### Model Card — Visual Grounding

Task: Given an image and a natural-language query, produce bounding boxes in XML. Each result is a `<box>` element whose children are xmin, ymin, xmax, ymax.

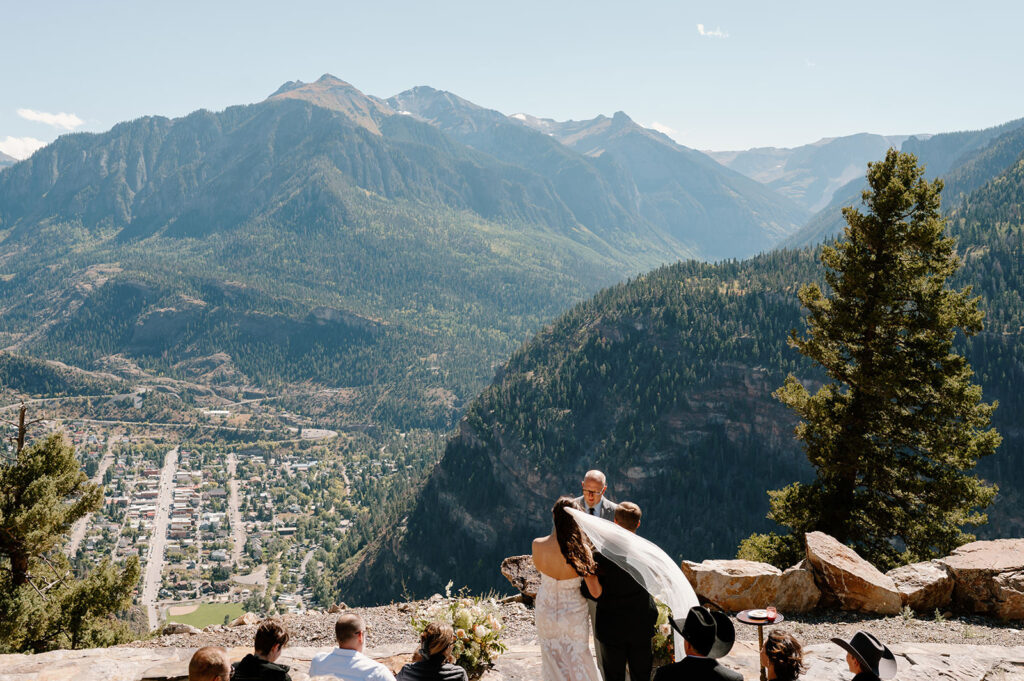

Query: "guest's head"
<box><xmin>254</xmin><ymin>617</ymin><xmax>289</xmax><ymax>662</ymax></box>
<box><xmin>581</xmin><ymin>470</ymin><xmax>607</xmax><ymax>507</ymax></box>
<box><xmin>760</xmin><ymin>630</ymin><xmax>805</xmax><ymax>681</ymax></box>
<box><xmin>552</xmin><ymin>496</ymin><xmax>595</xmax><ymax>576</ymax></box>
<box><xmin>188</xmin><ymin>646</ymin><xmax>230</xmax><ymax>681</ymax></box>
<box><xmin>419</xmin><ymin>621</ymin><xmax>457</xmax><ymax>663</ymax></box>
<box><xmin>675</xmin><ymin>606</ymin><xmax>735</xmax><ymax>659</ymax></box>
<box><xmin>831</xmin><ymin>631</ymin><xmax>897</xmax><ymax>679</ymax></box>
<box><xmin>613</xmin><ymin>501</ymin><xmax>642</xmax><ymax>532</ymax></box>
<box><xmin>335</xmin><ymin>613</ymin><xmax>366</xmax><ymax>652</ymax></box>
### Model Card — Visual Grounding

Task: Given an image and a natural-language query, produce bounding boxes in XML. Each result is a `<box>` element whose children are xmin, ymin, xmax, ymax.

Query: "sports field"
<box><xmin>166</xmin><ymin>602</ymin><xmax>245</xmax><ymax>629</ymax></box>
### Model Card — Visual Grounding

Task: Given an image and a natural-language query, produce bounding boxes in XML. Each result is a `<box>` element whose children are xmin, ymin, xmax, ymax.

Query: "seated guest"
<box><xmin>310</xmin><ymin>613</ymin><xmax>396</xmax><ymax>680</ymax></box>
<box><xmin>831</xmin><ymin>631</ymin><xmax>897</xmax><ymax>681</ymax></box>
<box><xmin>189</xmin><ymin>646</ymin><xmax>231</xmax><ymax>681</ymax></box>
<box><xmin>233</xmin><ymin>617</ymin><xmax>293</xmax><ymax>681</ymax></box>
<box><xmin>396</xmin><ymin>621</ymin><xmax>468</xmax><ymax>681</ymax></box>
<box><xmin>761</xmin><ymin>631</ymin><xmax>805</xmax><ymax>681</ymax></box>
<box><xmin>653</xmin><ymin>606</ymin><xmax>742</xmax><ymax>681</ymax></box>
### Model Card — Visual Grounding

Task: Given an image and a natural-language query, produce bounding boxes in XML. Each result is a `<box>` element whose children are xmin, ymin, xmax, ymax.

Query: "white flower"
<box><xmin>474</xmin><ymin>624</ymin><xmax>487</xmax><ymax>639</ymax></box>
<box><xmin>660</xmin><ymin>623</ymin><xmax>671</xmax><ymax>636</ymax></box>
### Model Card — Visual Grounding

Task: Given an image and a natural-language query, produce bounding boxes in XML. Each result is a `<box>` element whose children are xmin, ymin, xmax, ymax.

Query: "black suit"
<box><xmin>652</xmin><ymin>656</ymin><xmax>743</xmax><ymax>681</ymax></box>
<box><xmin>585</xmin><ymin>552</ymin><xmax>658</xmax><ymax>681</ymax></box>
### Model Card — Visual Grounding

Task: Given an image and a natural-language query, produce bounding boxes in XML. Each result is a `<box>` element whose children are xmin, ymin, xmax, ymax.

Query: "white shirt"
<box><xmin>309</xmin><ymin>648</ymin><xmax>396</xmax><ymax>681</ymax></box>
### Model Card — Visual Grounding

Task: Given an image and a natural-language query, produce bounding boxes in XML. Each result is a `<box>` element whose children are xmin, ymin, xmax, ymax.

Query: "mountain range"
<box><xmin>2</xmin><ymin>74</ymin><xmax>1023</xmax><ymax>608</ymax></box>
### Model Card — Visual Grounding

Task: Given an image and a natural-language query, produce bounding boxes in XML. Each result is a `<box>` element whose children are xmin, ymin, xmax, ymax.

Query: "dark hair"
<box><xmin>420</xmin><ymin>621</ymin><xmax>456</xmax><ymax>662</ymax></box>
<box><xmin>553</xmin><ymin>496</ymin><xmax>595</xmax><ymax>575</ymax></box>
<box><xmin>335</xmin><ymin>613</ymin><xmax>364</xmax><ymax>644</ymax></box>
<box><xmin>614</xmin><ymin>501</ymin><xmax>642</xmax><ymax>531</ymax></box>
<box><xmin>188</xmin><ymin>646</ymin><xmax>230</xmax><ymax>681</ymax></box>
<box><xmin>764</xmin><ymin>630</ymin><xmax>805</xmax><ymax>681</ymax></box>
<box><xmin>254</xmin><ymin>617</ymin><xmax>289</xmax><ymax>655</ymax></box>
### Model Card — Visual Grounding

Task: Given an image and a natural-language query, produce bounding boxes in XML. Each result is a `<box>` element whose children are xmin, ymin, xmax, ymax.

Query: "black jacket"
<box><xmin>232</xmin><ymin>653</ymin><xmax>292</xmax><ymax>681</ymax></box>
<box><xmin>585</xmin><ymin>552</ymin><xmax>658</xmax><ymax>644</ymax></box>
<box><xmin>395</xmin><ymin>658</ymin><xmax>468</xmax><ymax>681</ymax></box>
<box><xmin>651</xmin><ymin>656</ymin><xmax>743</xmax><ymax>681</ymax></box>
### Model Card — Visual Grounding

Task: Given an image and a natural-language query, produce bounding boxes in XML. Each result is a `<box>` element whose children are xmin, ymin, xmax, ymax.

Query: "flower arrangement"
<box><xmin>411</xmin><ymin>583</ymin><xmax>507</xmax><ymax>675</ymax></box>
<box><xmin>652</xmin><ymin>600</ymin><xmax>675</xmax><ymax>668</ymax></box>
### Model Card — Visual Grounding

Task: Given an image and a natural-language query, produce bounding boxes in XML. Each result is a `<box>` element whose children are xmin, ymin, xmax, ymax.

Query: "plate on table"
<box><xmin>747</xmin><ymin>609</ymin><xmax>768</xmax><ymax>619</ymax></box>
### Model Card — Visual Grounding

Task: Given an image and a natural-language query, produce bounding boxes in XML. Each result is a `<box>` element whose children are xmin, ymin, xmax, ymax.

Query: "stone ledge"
<box><xmin>1</xmin><ymin>642</ymin><xmax>1022</xmax><ymax>681</ymax></box>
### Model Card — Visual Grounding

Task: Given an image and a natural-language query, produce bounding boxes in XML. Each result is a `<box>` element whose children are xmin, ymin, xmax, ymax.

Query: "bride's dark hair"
<box><xmin>552</xmin><ymin>496</ymin><xmax>595</xmax><ymax>575</ymax></box>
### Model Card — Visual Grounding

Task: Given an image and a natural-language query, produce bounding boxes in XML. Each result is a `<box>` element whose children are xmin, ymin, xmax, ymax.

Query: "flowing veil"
<box><xmin>567</xmin><ymin>507</ymin><xmax>697</xmax><ymax>661</ymax></box>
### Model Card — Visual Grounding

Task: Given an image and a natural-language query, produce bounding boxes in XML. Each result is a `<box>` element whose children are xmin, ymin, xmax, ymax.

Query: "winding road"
<box><xmin>140</xmin><ymin>447</ymin><xmax>179</xmax><ymax>632</ymax></box>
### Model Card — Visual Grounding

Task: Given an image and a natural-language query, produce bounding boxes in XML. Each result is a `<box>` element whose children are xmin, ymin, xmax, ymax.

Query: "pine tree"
<box><xmin>0</xmin><ymin>412</ymin><xmax>140</xmax><ymax>652</ymax></box>
<box><xmin>765</xmin><ymin>149</ymin><xmax>1001</xmax><ymax>569</ymax></box>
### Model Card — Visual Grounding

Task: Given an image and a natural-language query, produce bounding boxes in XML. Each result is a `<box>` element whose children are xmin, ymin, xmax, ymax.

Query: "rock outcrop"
<box><xmin>886</xmin><ymin>561</ymin><xmax>954</xmax><ymax>612</ymax></box>
<box><xmin>805</xmin><ymin>531</ymin><xmax>901</xmax><ymax>615</ymax></box>
<box><xmin>681</xmin><ymin>559</ymin><xmax>782</xmax><ymax>612</ymax></box>
<box><xmin>938</xmin><ymin>539</ymin><xmax>1024</xmax><ymax>620</ymax></box>
<box><xmin>229</xmin><ymin>612</ymin><xmax>261</xmax><ymax>627</ymax></box>
<box><xmin>776</xmin><ymin>561</ymin><xmax>821</xmax><ymax>613</ymax></box>
<box><xmin>500</xmin><ymin>555</ymin><xmax>541</xmax><ymax>601</ymax></box>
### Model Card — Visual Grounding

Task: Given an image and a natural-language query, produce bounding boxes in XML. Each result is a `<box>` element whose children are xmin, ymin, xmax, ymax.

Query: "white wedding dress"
<box><xmin>535</xmin><ymin>573</ymin><xmax>602</xmax><ymax>681</ymax></box>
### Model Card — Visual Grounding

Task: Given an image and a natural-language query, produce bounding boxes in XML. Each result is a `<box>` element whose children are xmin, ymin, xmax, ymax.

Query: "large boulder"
<box><xmin>804</xmin><ymin>531</ymin><xmax>901</xmax><ymax>615</ymax></box>
<box><xmin>161</xmin><ymin>622</ymin><xmax>201</xmax><ymax>635</ymax></box>
<box><xmin>680</xmin><ymin>559</ymin><xmax>781</xmax><ymax>612</ymax></box>
<box><xmin>938</xmin><ymin>539</ymin><xmax>1024</xmax><ymax>620</ymax></box>
<box><xmin>886</xmin><ymin>561</ymin><xmax>954</xmax><ymax>612</ymax></box>
<box><xmin>501</xmin><ymin>555</ymin><xmax>541</xmax><ymax>601</ymax></box>
<box><xmin>776</xmin><ymin>561</ymin><xmax>821</xmax><ymax>613</ymax></box>
<box><xmin>228</xmin><ymin>612</ymin><xmax>262</xmax><ymax>627</ymax></box>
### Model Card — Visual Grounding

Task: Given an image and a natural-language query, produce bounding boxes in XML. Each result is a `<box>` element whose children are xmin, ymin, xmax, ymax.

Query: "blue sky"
<box><xmin>3</xmin><ymin>0</ymin><xmax>1022</xmax><ymax>159</ymax></box>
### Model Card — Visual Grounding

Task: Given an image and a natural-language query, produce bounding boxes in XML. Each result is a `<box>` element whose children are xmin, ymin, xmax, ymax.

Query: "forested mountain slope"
<box><xmin>1</xmin><ymin>77</ymin><xmax>690</xmax><ymax>429</ymax></box>
<box><xmin>337</xmin><ymin>151</ymin><xmax>1024</xmax><ymax>604</ymax></box>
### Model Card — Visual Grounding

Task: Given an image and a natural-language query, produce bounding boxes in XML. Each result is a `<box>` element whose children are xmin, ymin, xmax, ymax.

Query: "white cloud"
<box><xmin>649</xmin><ymin>122</ymin><xmax>679</xmax><ymax>138</ymax></box>
<box><xmin>697</xmin><ymin>23</ymin><xmax>729</xmax><ymax>38</ymax></box>
<box><xmin>0</xmin><ymin>136</ymin><xmax>47</xmax><ymax>160</ymax></box>
<box><xmin>17</xmin><ymin>108</ymin><xmax>84</xmax><ymax>130</ymax></box>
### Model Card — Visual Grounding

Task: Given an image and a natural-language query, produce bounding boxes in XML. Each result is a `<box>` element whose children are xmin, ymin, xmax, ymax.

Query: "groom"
<box><xmin>584</xmin><ymin>502</ymin><xmax>658</xmax><ymax>681</ymax></box>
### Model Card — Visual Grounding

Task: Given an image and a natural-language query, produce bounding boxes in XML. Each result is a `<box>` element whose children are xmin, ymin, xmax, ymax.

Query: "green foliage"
<box><xmin>735</xmin><ymin>532</ymin><xmax>802</xmax><ymax>568</ymax></box>
<box><xmin>0</xmin><ymin>432</ymin><xmax>140</xmax><ymax>652</ymax></box>
<box><xmin>769</xmin><ymin>150</ymin><xmax>1001</xmax><ymax>570</ymax></box>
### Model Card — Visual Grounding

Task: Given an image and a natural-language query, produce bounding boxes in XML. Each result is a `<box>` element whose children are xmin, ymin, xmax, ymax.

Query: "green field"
<box><xmin>166</xmin><ymin>602</ymin><xmax>245</xmax><ymax>629</ymax></box>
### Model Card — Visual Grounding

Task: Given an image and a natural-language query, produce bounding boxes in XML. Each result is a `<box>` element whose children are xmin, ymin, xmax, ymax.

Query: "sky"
<box><xmin>3</xmin><ymin>0</ymin><xmax>1023</xmax><ymax>159</ymax></box>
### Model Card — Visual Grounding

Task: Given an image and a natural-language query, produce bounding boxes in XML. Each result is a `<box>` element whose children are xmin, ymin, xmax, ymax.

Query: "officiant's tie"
<box><xmin>589</xmin><ymin>507</ymin><xmax>596</xmax><ymax>515</ymax></box>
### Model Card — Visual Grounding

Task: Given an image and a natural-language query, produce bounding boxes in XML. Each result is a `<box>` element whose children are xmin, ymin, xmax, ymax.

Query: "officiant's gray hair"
<box><xmin>583</xmin><ymin>470</ymin><xmax>606</xmax><ymax>486</ymax></box>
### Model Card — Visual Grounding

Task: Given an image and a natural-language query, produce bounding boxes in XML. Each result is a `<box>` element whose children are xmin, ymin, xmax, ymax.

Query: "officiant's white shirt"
<box><xmin>309</xmin><ymin>648</ymin><xmax>396</xmax><ymax>681</ymax></box>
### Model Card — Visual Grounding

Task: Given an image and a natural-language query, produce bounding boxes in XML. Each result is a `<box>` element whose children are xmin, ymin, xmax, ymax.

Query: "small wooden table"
<box><xmin>735</xmin><ymin>609</ymin><xmax>785</xmax><ymax>681</ymax></box>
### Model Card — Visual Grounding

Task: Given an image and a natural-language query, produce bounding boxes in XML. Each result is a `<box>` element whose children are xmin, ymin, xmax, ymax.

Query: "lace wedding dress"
<box><xmin>535</xmin><ymin>573</ymin><xmax>602</xmax><ymax>681</ymax></box>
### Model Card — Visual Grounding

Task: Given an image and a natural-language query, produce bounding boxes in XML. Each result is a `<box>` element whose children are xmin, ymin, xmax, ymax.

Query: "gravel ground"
<box><xmin>126</xmin><ymin>599</ymin><xmax>1022</xmax><ymax>651</ymax></box>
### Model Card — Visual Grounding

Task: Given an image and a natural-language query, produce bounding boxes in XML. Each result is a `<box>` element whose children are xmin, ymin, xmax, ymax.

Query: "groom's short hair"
<box><xmin>614</xmin><ymin>502</ymin><xmax>642</xmax><ymax>531</ymax></box>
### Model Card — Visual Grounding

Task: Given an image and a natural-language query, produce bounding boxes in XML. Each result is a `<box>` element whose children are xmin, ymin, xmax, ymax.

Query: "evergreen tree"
<box><xmin>0</xmin><ymin>416</ymin><xmax>140</xmax><ymax>652</ymax></box>
<box><xmin>762</xmin><ymin>149</ymin><xmax>1001</xmax><ymax>569</ymax></box>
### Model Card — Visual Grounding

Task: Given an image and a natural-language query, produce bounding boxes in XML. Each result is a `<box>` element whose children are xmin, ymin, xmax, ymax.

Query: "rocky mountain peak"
<box><xmin>267</xmin><ymin>74</ymin><xmax>393</xmax><ymax>135</ymax></box>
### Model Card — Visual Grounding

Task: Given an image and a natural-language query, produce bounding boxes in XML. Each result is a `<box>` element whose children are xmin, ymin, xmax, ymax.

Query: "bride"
<box><xmin>532</xmin><ymin>496</ymin><xmax>603</xmax><ymax>681</ymax></box>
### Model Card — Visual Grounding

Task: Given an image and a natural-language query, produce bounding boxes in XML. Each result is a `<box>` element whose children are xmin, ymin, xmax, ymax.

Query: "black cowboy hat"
<box><xmin>831</xmin><ymin>631</ymin><xmax>897</xmax><ymax>680</ymax></box>
<box><xmin>669</xmin><ymin>606</ymin><xmax>736</xmax><ymax>659</ymax></box>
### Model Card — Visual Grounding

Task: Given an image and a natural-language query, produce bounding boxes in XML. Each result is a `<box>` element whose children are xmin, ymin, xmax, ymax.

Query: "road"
<box><xmin>66</xmin><ymin>436</ymin><xmax>118</xmax><ymax>556</ymax></box>
<box><xmin>140</xmin><ymin>447</ymin><xmax>178</xmax><ymax>632</ymax></box>
<box><xmin>226</xmin><ymin>452</ymin><xmax>245</xmax><ymax>566</ymax></box>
